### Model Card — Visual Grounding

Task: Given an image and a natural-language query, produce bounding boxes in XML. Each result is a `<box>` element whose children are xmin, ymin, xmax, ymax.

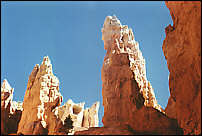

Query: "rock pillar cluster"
<box><xmin>55</xmin><ymin>99</ymin><xmax>99</xmax><ymax>130</ymax></box>
<box><xmin>163</xmin><ymin>1</ymin><xmax>201</xmax><ymax>135</ymax></box>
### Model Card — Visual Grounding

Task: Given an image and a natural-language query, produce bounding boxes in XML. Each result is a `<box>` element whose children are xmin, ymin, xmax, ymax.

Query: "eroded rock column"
<box><xmin>17</xmin><ymin>56</ymin><xmax>65</xmax><ymax>135</ymax></box>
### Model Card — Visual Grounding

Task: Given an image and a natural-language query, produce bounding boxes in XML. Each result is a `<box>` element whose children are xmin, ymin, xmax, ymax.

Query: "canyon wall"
<box><xmin>163</xmin><ymin>1</ymin><xmax>201</xmax><ymax>135</ymax></box>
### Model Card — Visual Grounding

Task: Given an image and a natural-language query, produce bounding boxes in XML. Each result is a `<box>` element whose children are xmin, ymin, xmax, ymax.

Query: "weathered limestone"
<box><xmin>55</xmin><ymin>99</ymin><xmax>99</xmax><ymax>134</ymax></box>
<box><xmin>75</xmin><ymin>15</ymin><xmax>183</xmax><ymax>135</ymax></box>
<box><xmin>17</xmin><ymin>56</ymin><xmax>65</xmax><ymax>135</ymax></box>
<box><xmin>57</xmin><ymin>99</ymin><xmax>85</xmax><ymax>127</ymax></box>
<box><xmin>163</xmin><ymin>1</ymin><xmax>201</xmax><ymax>135</ymax></box>
<box><xmin>101</xmin><ymin>15</ymin><xmax>163</xmax><ymax>126</ymax></box>
<box><xmin>1</xmin><ymin>79</ymin><xmax>23</xmax><ymax>135</ymax></box>
<box><xmin>82</xmin><ymin>101</ymin><xmax>100</xmax><ymax>128</ymax></box>
<box><xmin>101</xmin><ymin>15</ymin><xmax>163</xmax><ymax>112</ymax></box>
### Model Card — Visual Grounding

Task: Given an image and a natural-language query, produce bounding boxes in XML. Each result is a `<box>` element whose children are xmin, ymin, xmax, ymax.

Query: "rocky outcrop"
<box><xmin>101</xmin><ymin>15</ymin><xmax>163</xmax><ymax>126</ymax></box>
<box><xmin>82</xmin><ymin>101</ymin><xmax>99</xmax><ymax>128</ymax></box>
<box><xmin>1</xmin><ymin>79</ymin><xmax>23</xmax><ymax>135</ymax></box>
<box><xmin>165</xmin><ymin>96</ymin><xmax>177</xmax><ymax>119</ymax></box>
<box><xmin>57</xmin><ymin>99</ymin><xmax>85</xmax><ymax>128</ymax></box>
<box><xmin>17</xmin><ymin>56</ymin><xmax>66</xmax><ymax>135</ymax></box>
<box><xmin>55</xmin><ymin>99</ymin><xmax>99</xmax><ymax>134</ymax></box>
<box><xmin>75</xmin><ymin>15</ymin><xmax>183</xmax><ymax>135</ymax></box>
<box><xmin>163</xmin><ymin>1</ymin><xmax>201</xmax><ymax>135</ymax></box>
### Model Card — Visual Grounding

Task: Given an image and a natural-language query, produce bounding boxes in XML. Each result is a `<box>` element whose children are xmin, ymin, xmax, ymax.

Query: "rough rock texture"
<box><xmin>57</xmin><ymin>99</ymin><xmax>85</xmax><ymax>127</ymax></box>
<box><xmin>102</xmin><ymin>15</ymin><xmax>163</xmax><ymax>112</ymax></box>
<box><xmin>74</xmin><ymin>124</ymin><xmax>135</xmax><ymax>135</ymax></box>
<box><xmin>17</xmin><ymin>56</ymin><xmax>66</xmax><ymax>135</ymax></box>
<box><xmin>74</xmin><ymin>15</ymin><xmax>183</xmax><ymax>135</ymax></box>
<box><xmin>101</xmin><ymin>15</ymin><xmax>163</xmax><ymax>126</ymax></box>
<box><xmin>82</xmin><ymin>101</ymin><xmax>100</xmax><ymax>128</ymax></box>
<box><xmin>165</xmin><ymin>96</ymin><xmax>177</xmax><ymax>119</ymax></box>
<box><xmin>163</xmin><ymin>1</ymin><xmax>201</xmax><ymax>135</ymax></box>
<box><xmin>128</xmin><ymin>106</ymin><xmax>182</xmax><ymax>135</ymax></box>
<box><xmin>56</xmin><ymin>99</ymin><xmax>99</xmax><ymax>134</ymax></box>
<box><xmin>75</xmin><ymin>107</ymin><xmax>183</xmax><ymax>135</ymax></box>
<box><xmin>1</xmin><ymin>79</ymin><xmax>23</xmax><ymax>135</ymax></box>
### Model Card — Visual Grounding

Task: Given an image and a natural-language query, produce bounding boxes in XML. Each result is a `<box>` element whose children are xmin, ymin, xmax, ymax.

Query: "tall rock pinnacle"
<box><xmin>17</xmin><ymin>56</ymin><xmax>65</xmax><ymax>135</ymax></box>
<box><xmin>101</xmin><ymin>15</ymin><xmax>163</xmax><ymax>120</ymax></box>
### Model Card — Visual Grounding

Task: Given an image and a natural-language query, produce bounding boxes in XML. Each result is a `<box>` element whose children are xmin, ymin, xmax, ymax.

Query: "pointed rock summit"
<box><xmin>101</xmin><ymin>15</ymin><xmax>164</xmax><ymax>126</ymax></box>
<box><xmin>17</xmin><ymin>56</ymin><xmax>65</xmax><ymax>135</ymax></box>
<box><xmin>102</xmin><ymin>15</ymin><xmax>162</xmax><ymax>112</ymax></box>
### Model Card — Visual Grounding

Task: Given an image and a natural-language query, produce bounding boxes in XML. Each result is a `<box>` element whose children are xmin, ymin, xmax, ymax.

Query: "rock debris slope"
<box><xmin>163</xmin><ymin>1</ymin><xmax>201</xmax><ymax>135</ymax></box>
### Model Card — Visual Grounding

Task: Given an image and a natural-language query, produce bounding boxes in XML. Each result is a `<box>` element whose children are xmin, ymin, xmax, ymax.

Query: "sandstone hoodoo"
<box><xmin>15</xmin><ymin>56</ymin><xmax>100</xmax><ymax>135</ymax></box>
<box><xmin>101</xmin><ymin>15</ymin><xmax>163</xmax><ymax>126</ymax></box>
<box><xmin>1</xmin><ymin>79</ymin><xmax>23</xmax><ymax>135</ymax></box>
<box><xmin>163</xmin><ymin>1</ymin><xmax>201</xmax><ymax>135</ymax></box>
<box><xmin>17</xmin><ymin>56</ymin><xmax>65</xmax><ymax>135</ymax></box>
<box><xmin>75</xmin><ymin>15</ymin><xmax>183</xmax><ymax>135</ymax></box>
<box><xmin>55</xmin><ymin>99</ymin><xmax>100</xmax><ymax>134</ymax></box>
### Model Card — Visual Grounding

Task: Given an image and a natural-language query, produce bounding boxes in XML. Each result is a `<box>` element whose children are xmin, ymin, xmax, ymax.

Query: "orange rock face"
<box><xmin>101</xmin><ymin>15</ymin><xmax>164</xmax><ymax>126</ymax></box>
<box><xmin>1</xmin><ymin>79</ymin><xmax>23</xmax><ymax>135</ymax></box>
<box><xmin>162</xmin><ymin>1</ymin><xmax>201</xmax><ymax>135</ymax></box>
<box><xmin>17</xmin><ymin>56</ymin><xmax>65</xmax><ymax>135</ymax></box>
<box><xmin>72</xmin><ymin>15</ymin><xmax>183</xmax><ymax>135</ymax></box>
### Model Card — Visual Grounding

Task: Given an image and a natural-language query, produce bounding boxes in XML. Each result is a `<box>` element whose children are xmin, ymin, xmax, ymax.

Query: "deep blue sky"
<box><xmin>1</xmin><ymin>1</ymin><xmax>172</xmax><ymax>127</ymax></box>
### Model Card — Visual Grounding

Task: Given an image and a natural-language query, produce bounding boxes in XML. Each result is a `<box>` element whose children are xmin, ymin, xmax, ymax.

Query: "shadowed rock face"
<box><xmin>1</xmin><ymin>79</ymin><xmax>23</xmax><ymax>135</ymax></box>
<box><xmin>17</xmin><ymin>56</ymin><xmax>66</xmax><ymax>135</ymax></box>
<box><xmin>163</xmin><ymin>1</ymin><xmax>201</xmax><ymax>135</ymax></box>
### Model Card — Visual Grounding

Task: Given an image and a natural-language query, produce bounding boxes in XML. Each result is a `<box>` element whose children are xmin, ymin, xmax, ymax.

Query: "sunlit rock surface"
<box><xmin>101</xmin><ymin>15</ymin><xmax>163</xmax><ymax>126</ymax></box>
<box><xmin>101</xmin><ymin>15</ymin><xmax>163</xmax><ymax>112</ymax></box>
<box><xmin>163</xmin><ymin>1</ymin><xmax>201</xmax><ymax>135</ymax></box>
<box><xmin>56</xmin><ymin>99</ymin><xmax>99</xmax><ymax>134</ymax></box>
<box><xmin>75</xmin><ymin>15</ymin><xmax>182</xmax><ymax>135</ymax></box>
<box><xmin>1</xmin><ymin>79</ymin><xmax>23</xmax><ymax>135</ymax></box>
<box><xmin>17</xmin><ymin>56</ymin><xmax>66</xmax><ymax>135</ymax></box>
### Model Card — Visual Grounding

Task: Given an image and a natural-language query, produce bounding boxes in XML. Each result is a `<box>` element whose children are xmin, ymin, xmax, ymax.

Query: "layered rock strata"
<box><xmin>163</xmin><ymin>1</ymin><xmax>201</xmax><ymax>135</ymax></box>
<box><xmin>17</xmin><ymin>56</ymin><xmax>66</xmax><ymax>135</ymax></box>
<box><xmin>101</xmin><ymin>15</ymin><xmax>162</xmax><ymax>126</ymax></box>
<box><xmin>1</xmin><ymin>79</ymin><xmax>23</xmax><ymax>135</ymax></box>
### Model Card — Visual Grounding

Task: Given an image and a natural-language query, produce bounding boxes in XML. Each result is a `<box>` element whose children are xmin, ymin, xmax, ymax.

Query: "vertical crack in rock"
<box><xmin>101</xmin><ymin>15</ymin><xmax>163</xmax><ymax>126</ymax></box>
